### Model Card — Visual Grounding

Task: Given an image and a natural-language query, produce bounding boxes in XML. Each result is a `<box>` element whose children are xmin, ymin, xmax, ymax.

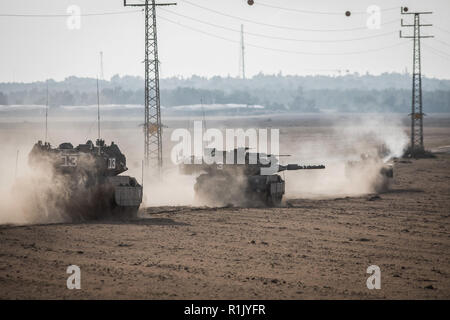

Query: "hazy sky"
<box><xmin>1</xmin><ymin>0</ymin><xmax>449</xmax><ymax>82</ymax></box>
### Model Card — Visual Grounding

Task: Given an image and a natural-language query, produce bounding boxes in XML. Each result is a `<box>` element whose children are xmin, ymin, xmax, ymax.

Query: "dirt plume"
<box><xmin>284</xmin><ymin>115</ymin><xmax>407</xmax><ymax>199</ymax></box>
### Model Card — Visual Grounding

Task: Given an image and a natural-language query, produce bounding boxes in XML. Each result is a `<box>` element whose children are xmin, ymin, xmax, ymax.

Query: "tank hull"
<box><xmin>56</xmin><ymin>178</ymin><xmax>142</xmax><ymax>221</ymax></box>
<box><xmin>194</xmin><ymin>172</ymin><xmax>285</xmax><ymax>207</ymax></box>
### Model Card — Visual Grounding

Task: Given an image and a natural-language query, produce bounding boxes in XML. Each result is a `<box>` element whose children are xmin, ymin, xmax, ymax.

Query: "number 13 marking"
<box><xmin>61</xmin><ymin>155</ymin><xmax>78</xmax><ymax>167</ymax></box>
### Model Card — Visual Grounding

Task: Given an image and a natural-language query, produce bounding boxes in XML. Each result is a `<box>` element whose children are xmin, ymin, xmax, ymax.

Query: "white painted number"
<box><xmin>108</xmin><ymin>158</ymin><xmax>116</xmax><ymax>169</ymax></box>
<box><xmin>61</xmin><ymin>155</ymin><xmax>78</xmax><ymax>167</ymax></box>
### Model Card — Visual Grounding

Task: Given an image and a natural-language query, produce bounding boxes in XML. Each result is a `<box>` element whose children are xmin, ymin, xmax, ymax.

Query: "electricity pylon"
<box><xmin>400</xmin><ymin>7</ymin><xmax>433</xmax><ymax>156</ymax></box>
<box><xmin>124</xmin><ymin>0</ymin><xmax>176</xmax><ymax>171</ymax></box>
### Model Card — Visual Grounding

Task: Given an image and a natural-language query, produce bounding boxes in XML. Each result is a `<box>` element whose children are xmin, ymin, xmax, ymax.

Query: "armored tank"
<box><xmin>346</xmin><ymin>153</ymin><xmax>394</xmax><ymax>178</ymax></box>
<box><xmin>28</xmin><ymin>139</ymin><xmax>142</xmax><ymax>220</ymax></box>
<box><xmin>345</xmin><ymin>152</ymin><xmax>394</xmax><ymax>193</ymax></box>
<box><xmin>180</xmin><ymin>148</ymin><xmax>325</xmax><ymax>207</ymax></box>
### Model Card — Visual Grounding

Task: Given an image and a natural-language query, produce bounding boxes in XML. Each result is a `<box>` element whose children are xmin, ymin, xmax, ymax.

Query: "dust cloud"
<box><xmin>140</xmin><ymin>167</ymin><xmax>197</xmax><ymax>207</ymax></box>
<box><xmin>0</xmin><ymin>119</ymin><xmax>139</xmax><ymax>225</ymax></box>
<box><xmin>0</xmin><ymin>150</ymin><xmax>67</xmax><ymax>224</ymax></box>
<box><xmin>0</xmin><ymin>141</ymin><xmax>120</xmax><ymax>224</ymax></box>
<box><xmin>284</xmin><ymin>114</ymin><xmax>408</xmax><ymax>199</ymax></box>
<box><xmin>0</xmin><ymin>114</ymin><xmax>409</xmax><ymax>224</ymax></box>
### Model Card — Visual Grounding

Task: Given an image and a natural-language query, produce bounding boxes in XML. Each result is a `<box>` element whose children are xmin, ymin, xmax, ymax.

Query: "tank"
<box><xmin>346</xmin><ymin>153</ymin><xmax>394</xmax><ymax>178</ymax></box>
<box><xmin>345</xmin><ymin>152</ymin><xmax>394</xmax><ymax>193</ymax></box>
<box><xmin>28</xmin><ymin>139</ymin><xmax>142</xmax><ymax>220</ymax></box>
<box><xmin>180</xmin><ymin>148</ymin><xmax>325</xmax><ymax>207</ymax></box>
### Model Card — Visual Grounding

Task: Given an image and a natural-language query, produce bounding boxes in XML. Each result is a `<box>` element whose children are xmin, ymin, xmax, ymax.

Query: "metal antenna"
<box><xmin>400</xmin><ymin>7</ymin><xmax>433</xmax><ymax>155</ymax></box>
<box><xmin>45</xmin><ymin>80</ymin><xmax>49</xmax><ymax>143</ymax></box>
<box><xmin>240</xmin><ymin>24</ymin><xmax>246</xmax><ymax>79</ymax></box>
<box><xmin>99</xmin><ymin>51</ymin><xmax>104</xmax><ymax>80</ymax></box>
<box><xmin>124</xmin><ymin>0</ymin><xmax>177</xmax><ymax>173</ymax></box>
<box><xmin>14</xmin><ymin>150</ymin><xmax>19</xmax><ymax>179</ymax></box>
<box><xmin>201</xmin><ymin>97</ymin><xmax>206</xmax><ymax>155</ymax></box>
<box><xmin>96</xmin><ymin>76</ymin><xmax>101</xmax><ymax>142</ymax></box>
<box><xmin>141</xmin><ymin>159</ymin><xmax>144</xmax><ymax>189</ymax></box>
<box><xmin>201</xmin><ymin>97</ymin><xmax>207</xmax><ymax>131</ymax></box>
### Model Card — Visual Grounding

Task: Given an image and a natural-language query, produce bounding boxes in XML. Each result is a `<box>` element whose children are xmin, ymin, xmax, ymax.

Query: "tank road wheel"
<box><xmin>110</xmin><ymin>205</ymin><xmax>139</xmax><ymax>220</ymax></box>
<box><xmin>266</xmin><ymin>193</ymin><xmax>282</xmax><ymax>207</ymax></box>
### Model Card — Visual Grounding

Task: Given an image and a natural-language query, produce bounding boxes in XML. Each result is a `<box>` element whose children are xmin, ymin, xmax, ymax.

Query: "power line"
<box><xmin>422</xmin><ymin>18</ymin><xmax>450</xmax><ymax>35</ymax></box>
<box><xmin>434</xmin><ymin>25</ymin><xmax>450</xmax><ymax>34</ymax></box>
<box><xmin>0</xmin><ymin>10</ymin><xmax>142</xmax><ymax>17</ymax></box>
<box><xmin>159</xmin><ymin>14</ymin><xmax>408</xmax><ymax>56</ymax></box>
<box><xmin>255</xmin><ymin>1</ymin><xmax>399</xmax><ymax>16</ymax></box>
<box><xmin>426</xmin><ymin>52</ymin><xmax>450</xmax><ymax>63</ymax></box>
<box><xmin>423</xmin><ymin>43</ymin><xmax>450</xmax><ymax>59</ymax></box>
<box><xmin>424</xmin><ymin>48</ymin><xmax>450</xmax><ymax>62</ymax></box>
<box><xmin>178</xmin><ymin>0</ymin><xmax>398</xmax><ymax>32</ymax></box>
<box><xmin>160</xmin><ymin>8</ymin><xmax>396</xmax><ymax>43</ymax></box>
<box><xmin>0</xmin><ymin>1</ymin><xmax>399</xmax><ymax>32</ymax></box>
<box><xmin>420</xmin><ymin>19</ymin><xmax>450</xmax><ymax>48</ymax></box>
<box><xmin>433</xmin><ymin>38</ymin><xmax>450</xmax><ymax>48</ymax></box>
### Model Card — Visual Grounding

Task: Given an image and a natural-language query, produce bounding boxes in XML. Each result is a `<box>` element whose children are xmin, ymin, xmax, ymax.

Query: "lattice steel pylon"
<box><xmin>124</xmin><ymin>1</ymin><xmax>176</xmax><ymax>171</ymax></box>
<box><xmin>400</xmin><ymin>7</ymin><xmax>433</xmax><ymax>155</ymax></box>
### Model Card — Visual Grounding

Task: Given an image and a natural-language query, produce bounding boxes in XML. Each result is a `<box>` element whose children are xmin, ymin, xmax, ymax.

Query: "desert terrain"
<box><xmin>0</xmin><ymin>113</ymin><xmax>449</xmax><ymax>299</ymax></box>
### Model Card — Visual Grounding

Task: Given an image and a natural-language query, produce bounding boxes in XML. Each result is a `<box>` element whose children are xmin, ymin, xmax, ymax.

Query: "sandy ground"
<box><xmin>0</xmin><ymin>114</ymin><xmax>449</xmax><ymax>299</ymax></box>
<box><xmin>0</xmin><ymin>153</ymin><xmax>449</xmax><ymax>299</ymax></box>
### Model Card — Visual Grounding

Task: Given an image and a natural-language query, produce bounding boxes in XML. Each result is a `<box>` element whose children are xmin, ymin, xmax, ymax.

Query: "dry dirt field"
<box><xmin>0</xmin><ymin>154</ymin><xmax>449</xmax><ymax>299</ymax></box>
<box><xmin>0</xmin><ymin>115</ymin><xmax>449</xmax><ymax>299</ymax></box>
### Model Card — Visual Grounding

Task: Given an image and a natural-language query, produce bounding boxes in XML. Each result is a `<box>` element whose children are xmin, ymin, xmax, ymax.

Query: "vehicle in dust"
<box><xmin>28</xmin><ymin>139</ymin><xmax>142</xmax><ymax>220</ymax></box>
<box><xmin>180</xmin><ymin>148</ymin><xmax>325</xmax><ymax>207</ymax></box>
<box><xmin>345</xmin><ymin>151</ymin><xmax>394</xmax><ymax>192</ymax></box>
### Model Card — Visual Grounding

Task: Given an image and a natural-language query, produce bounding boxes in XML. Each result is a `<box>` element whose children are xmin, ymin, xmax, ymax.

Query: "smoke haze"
<box><xmin>0</xmin><ymin>113</ymin><xmax>409</xmax><ymax>224</ymax></box>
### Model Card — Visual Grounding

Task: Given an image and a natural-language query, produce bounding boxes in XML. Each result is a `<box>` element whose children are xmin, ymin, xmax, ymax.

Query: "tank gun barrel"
<box><xmin>278</xmin><ymin>164</ymin><xmax>325</xmax><ymax>172</ymax></box>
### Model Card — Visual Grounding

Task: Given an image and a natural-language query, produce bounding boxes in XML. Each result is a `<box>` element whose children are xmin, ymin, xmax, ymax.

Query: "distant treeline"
<box><xmin>1</xmin><ymin>73</ymin><xmax>449</xmax><ymax>113</ymax></box>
